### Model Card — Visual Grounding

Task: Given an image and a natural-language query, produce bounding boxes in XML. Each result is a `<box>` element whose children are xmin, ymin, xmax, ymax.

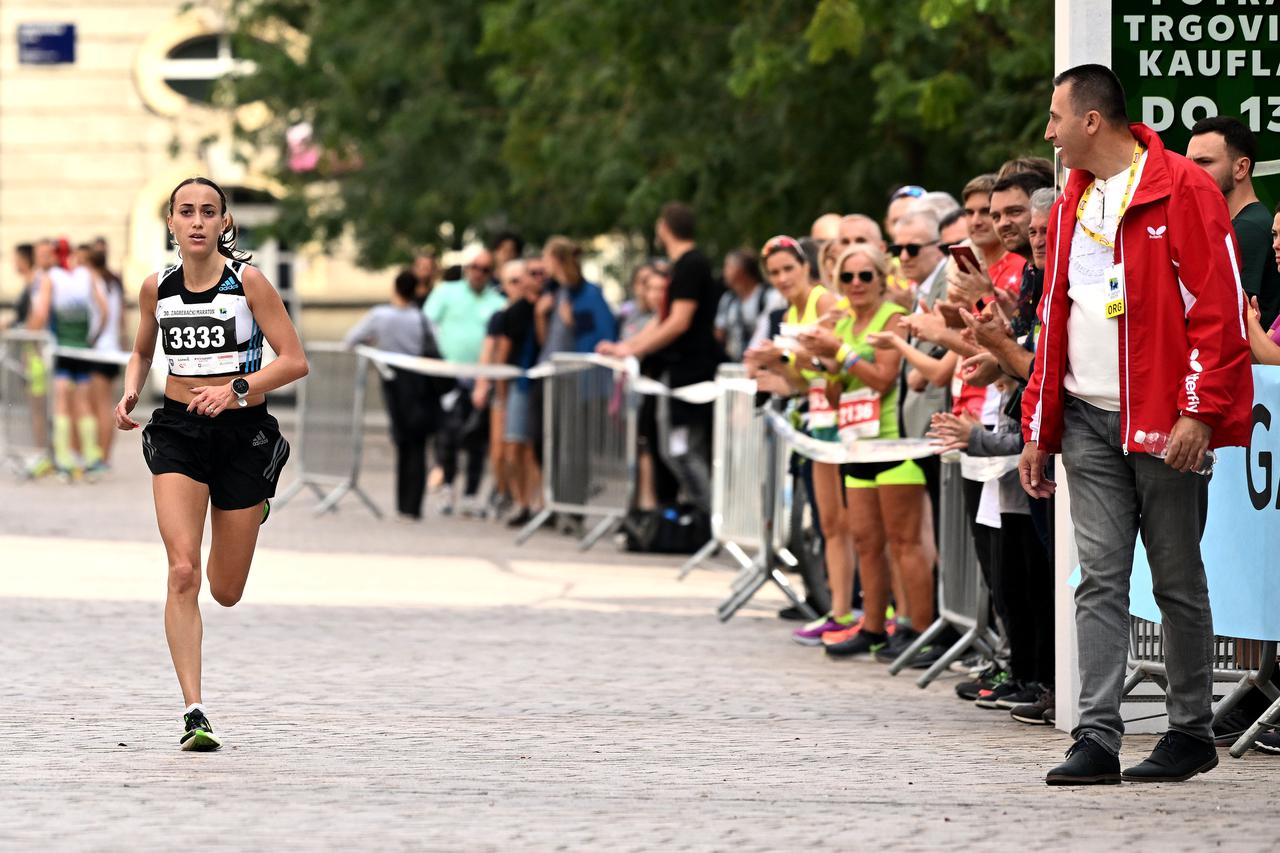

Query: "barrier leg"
<box><xmin>769</xmin><ymin>567</ymin><xmax>814</xmax><ymax>617</ymax></box>
<box><xmin>313</xmin><ymin>483</ymin><xmax>351</xmax><ymax>515</ymax></box>
<box><xmin>515</xmin><ymin>507</ymin><xmax>554</xmax><ymax>545</ymax></box>
<box><xmin>729</xmin><ymin>564</ymin><xmax>757</xmax><ymax>592</ymax></box>
<box><xmin>886</xmin><ymin>616</ymin><xmax>948</xmax><ymax>676</ymax></box>
<box><xmin>273</xmin><ymin>479</ymin><xmax>305</xmax><ymax>510</ymax></box>
<box><xmin>915</xmin><ymin>625</ymin><xmax>982</xmax><ymax>689</ymax></box>
<box><xmin>677</xmin><ymin>539</ymin><xmax>721</xmax><ymax>581</ymax></box>
<box><xmin>723</xmin><ymin>541</ymin><xmax>755</xmax><ymax>572</ymax></box>
<box><xmin>352</xmin><ymin>485</ymin><xmax>384</xmax><ymax>519</ymax></box>
<box><xmin>1121</xmin><ymin>666</ymin><xmax>1149</xmax><ymax>698</ymax></box>
<box><xmin>717</xmin><ymin>564</ymin><xmax>769</xmax><ymax>622</ymax></box>
<box><xmin>579</xmin><ymin>513</ymin><xmax>621</xmax><ymax>551</ymax></box>
<box><xmin>1231</xmin><ymin>692</ymin><xmax>1280</xmax><ymax>759</ymax></box>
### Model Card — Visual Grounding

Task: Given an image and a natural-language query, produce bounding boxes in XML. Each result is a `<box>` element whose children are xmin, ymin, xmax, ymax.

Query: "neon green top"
<box><xmin>833</xmin><ymin>300</ymin><xmax>908</xmax><ymax>439</ymax></box>
<box><xmin>785</xmin><ymin>284</ymin><xmax>829</xmax><ymax>384</ymax></box>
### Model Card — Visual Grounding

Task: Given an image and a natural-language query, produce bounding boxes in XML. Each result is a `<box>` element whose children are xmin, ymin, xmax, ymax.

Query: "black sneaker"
<box><xmin>506</xmin><ymin>508</ymin><xmax>533</xmax><ymax>529</ymax></box>
<box><xmin>1043</xmin><ymin>701</ymin><xmax>1056</xmax><ymax>727</ymax></box>
<box><xmin>1046</xmin><ymin>737</ymin><xmax>1121</xmax><ymax>786</ymax></box>
<box><xmin>1211</xmin><ymin>706</ymin><xmax>1257</xmax><ymax>746</ymax></box>
<box><xmin>873</xmin><ymin>627</ymin><xmax>919</xmax><ymax>664</ymax></box>
<box><xmin>777</xmin><ymin>602</ymin><xmax>823</xmax><ymax>622</ymax></box>
<box><xmin>996</xmin><ymin>681</ymin><xmax>1044</xmax><ymax>710</ymax></box>
<box><xmin>908</xmin><ymin>642</ymin><xmax>945</xmax><ymax>670</ymax></box>
<box><xmin>825</xmin><ymin>629</ymin><xmax>889</xmax><ymax>658</ymax></box>
<box><xmin>956</xmin><ymin>666</ymin><xmax>1008</xmax><ymax>702</ymax></box>
<box><xmin>180</xmin><ymin>708</ymin><xmax>222</xmax><ymax>752</ymax></box>
<box><xmin>1011</xmin><ymin>686</ymin><xmax>1055</xmax><ymax>725</ymax></box>
<box><xmin>975</xmin><ymin>679</ymin><xmax>1025</xmax><ymax>709</ymax></box>
<box><xmin>1121</xmin><ymin>731</ymin><xmax>1217</xmax><ymax>783</ymax></box>
<box><xmin>1254</xmin><ymin>730</ymin><xmax>1280</xmax><ymax>754</ymax></box>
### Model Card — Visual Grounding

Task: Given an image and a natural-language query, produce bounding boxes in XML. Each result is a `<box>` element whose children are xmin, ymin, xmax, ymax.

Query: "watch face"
<box><xmin>232</xmin><ymin>378</ymin><xmax>250</xmax><ymax>395</ymax></box>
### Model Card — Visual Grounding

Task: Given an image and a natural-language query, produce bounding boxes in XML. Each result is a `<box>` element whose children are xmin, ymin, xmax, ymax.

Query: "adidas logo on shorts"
<box><xmin>252</xmin><ymin>431</ymin><xmax>268</xmax><ymax>447</ymax></box>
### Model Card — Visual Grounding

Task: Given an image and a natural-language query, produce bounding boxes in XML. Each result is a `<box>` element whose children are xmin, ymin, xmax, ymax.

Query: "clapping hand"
<box><xmin>928</xmin><ymin>411</ymin><xmax>979</xmax><ymax>453</ymax></box>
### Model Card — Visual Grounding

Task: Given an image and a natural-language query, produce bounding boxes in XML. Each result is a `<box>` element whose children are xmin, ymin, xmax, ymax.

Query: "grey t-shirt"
<box><xmin>343</xmin><ymin>304</ymin><xmax>427</xmax><ymax>355</ymax></box>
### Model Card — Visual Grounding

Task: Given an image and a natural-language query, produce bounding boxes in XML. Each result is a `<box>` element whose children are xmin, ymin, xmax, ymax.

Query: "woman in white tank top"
<box><xmin>114</xmin><ymin>177</ymin><xmax>309</xmax><ymax>752</ymax></box>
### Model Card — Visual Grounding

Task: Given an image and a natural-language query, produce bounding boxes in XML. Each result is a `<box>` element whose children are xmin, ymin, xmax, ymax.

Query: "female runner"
<box><xmin>115</xmin><ymin>177</ymin><xmax>308</xmax><ymax>751</ymax></box>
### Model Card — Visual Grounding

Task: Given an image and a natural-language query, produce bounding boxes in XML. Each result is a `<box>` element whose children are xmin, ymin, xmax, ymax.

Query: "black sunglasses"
<box><xmin>888</xmin><ymin>241</ymin><xmax>938</xmax><ymax>258</ymax></box>
<box><xmin>838</xmin><ymin>270</ymin><xmax>876</xmax><ymax>284</ymax></box>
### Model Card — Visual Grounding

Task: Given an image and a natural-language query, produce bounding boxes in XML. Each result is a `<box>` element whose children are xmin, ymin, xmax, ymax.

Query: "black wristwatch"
<box><xmin>232</xmin><ymin>377</ymin><xmax>250</xmax><ymax>408</ymax></box>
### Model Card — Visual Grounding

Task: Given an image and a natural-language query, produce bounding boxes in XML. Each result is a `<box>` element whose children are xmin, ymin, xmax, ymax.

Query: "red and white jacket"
<box><xmin>1022</xmin><ymin>123</ymin><xmax>1253</xmax><ymax>452</ymax></box>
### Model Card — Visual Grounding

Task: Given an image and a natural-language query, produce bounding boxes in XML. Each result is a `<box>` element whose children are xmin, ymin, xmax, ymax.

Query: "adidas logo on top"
<box><xmin>218</xmin><ymin>278</ymin><xmax>237</xmax><ymax>292</ymax></box>
<box><xmin>252</xmin><ymin>431</ymin><xmax>268</xmax><ymax>447</ymax></box>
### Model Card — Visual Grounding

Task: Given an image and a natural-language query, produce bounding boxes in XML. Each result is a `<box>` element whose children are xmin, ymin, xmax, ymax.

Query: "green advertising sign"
<box><xmin>1112</xmin><ymin>2</ymin><xmax>1280</xmax><ymax>176</ymax></box>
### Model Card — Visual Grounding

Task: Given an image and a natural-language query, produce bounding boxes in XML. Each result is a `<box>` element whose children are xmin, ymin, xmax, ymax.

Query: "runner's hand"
<box><xmin>187</xmin><ymin>384</ymin><xmax>238</xmax><ymax>418</ymax></box>
<box><xmin>115</xmin><ymin>391</ymin><xmax>141</xmax><ymax>430</ymax></box>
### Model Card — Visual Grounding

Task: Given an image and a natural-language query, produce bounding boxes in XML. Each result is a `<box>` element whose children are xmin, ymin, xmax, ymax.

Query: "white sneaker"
<box><xmin>438</xmin><ymin>485</ymin><xmax>457</xmax><ymax>516</ymax></box>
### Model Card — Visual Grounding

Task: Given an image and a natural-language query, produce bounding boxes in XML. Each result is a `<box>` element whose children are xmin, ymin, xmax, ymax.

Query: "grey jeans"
<box><xmin>1060</xmin><ymin>396</ymin><xmax>1213</xmax><ymax>754</ymax></box>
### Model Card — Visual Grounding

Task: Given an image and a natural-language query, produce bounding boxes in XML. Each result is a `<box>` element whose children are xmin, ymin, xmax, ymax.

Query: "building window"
<box><xmin>159</xmin><ymin>34</ymin><xmax>255</xmax><ymax>105</ymax></box>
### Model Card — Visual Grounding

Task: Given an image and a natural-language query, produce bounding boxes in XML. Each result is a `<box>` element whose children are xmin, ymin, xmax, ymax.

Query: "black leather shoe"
<box><xmin>1121</xmin><ymin>731</ymin><xmax>1218</xmax><ymax>783</ymax></box>
<box><xmin>1046</xmin><ymin>737</ymin><xmax>1121</xmax><ymax>786</ymax></box>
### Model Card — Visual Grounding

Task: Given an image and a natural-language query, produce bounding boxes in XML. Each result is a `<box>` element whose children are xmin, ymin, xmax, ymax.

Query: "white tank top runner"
<box><xmin>154</xmin><ymin>260</ymin><xmax>264</xmax><ymax>377</ymax></box>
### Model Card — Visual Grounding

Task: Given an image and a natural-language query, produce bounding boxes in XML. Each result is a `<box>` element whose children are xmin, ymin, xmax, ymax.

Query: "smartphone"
<box><xmin>949</xmin><ymin>244</ymin><xmax>981</xmax><ymax>273</ymax></box>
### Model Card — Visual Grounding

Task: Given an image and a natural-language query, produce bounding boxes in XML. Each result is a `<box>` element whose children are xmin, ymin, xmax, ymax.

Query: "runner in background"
<box><xmin>27</xmin><ymin>240</ymin><xmax>108</xmax><ymax>480</ymax></box>
<box><xmin>84</xmin><ymin>244</ymin><xmax>125</xmax><ymax>470</ymax></box>
<box><xmin>7</xmin><ymin>243</ymin><xmax>53</xmax><ymax>477</ymax></box>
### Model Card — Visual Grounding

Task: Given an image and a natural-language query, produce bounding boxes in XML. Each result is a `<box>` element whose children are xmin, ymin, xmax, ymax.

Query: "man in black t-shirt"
<box><xmin>1188</xmin><ymin>116</ymin><xmax>1280</xmax><ymax>327</ymax></box>
<box><xmin>599</xmin><ymin>202</ymin><xmax>720</xmax><ymax>512</ymax></box>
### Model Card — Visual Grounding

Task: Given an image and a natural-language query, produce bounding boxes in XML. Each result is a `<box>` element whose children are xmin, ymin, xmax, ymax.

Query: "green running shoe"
<box><xmin>180</xmin><ymin>707</ymin><xmax>222</xmax><ymax>752</ymax></box>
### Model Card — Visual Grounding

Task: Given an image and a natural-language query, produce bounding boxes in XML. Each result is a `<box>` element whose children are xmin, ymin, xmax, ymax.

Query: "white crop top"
<box><xmin>155</xmin><ymin>260</ymin><xmax>264</xmax><ymax>377</ymax></box>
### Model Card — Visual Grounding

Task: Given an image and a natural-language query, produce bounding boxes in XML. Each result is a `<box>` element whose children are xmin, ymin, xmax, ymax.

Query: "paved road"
<box><xmin>2</xmin><ymin>424</ymin><xmax>1277</xmax><ymax>851</ymax></box>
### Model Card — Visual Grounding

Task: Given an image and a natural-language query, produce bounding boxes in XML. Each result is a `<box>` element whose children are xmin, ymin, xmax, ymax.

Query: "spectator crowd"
<box><xmin>342</xmin><ymin>74</ymin><xmax>1280</xmax><ymax>762</ymax></box>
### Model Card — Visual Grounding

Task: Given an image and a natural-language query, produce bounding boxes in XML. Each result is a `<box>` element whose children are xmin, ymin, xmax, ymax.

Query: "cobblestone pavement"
<box><xmin>2</xmin><ymin>423</ymin><xmax>1277</xmax><ymax>852</ymax></box>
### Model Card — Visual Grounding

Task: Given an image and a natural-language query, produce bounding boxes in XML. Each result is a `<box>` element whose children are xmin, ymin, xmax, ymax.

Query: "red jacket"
<box><xmin>1022</xmin><ymin>123</ymin><xmax>1253</xmax><ymax>452</ymax></box>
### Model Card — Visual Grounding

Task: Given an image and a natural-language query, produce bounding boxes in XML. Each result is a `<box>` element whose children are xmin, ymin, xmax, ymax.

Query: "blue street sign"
<box><xmin>18</xmin><ymin>23</ymin><xmax>76</xmax><ymax>65</ymax></box>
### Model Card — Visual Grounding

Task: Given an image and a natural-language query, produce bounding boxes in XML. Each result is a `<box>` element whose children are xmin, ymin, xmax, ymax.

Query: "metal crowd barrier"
<box><xmin>274</xmin><ymin>342</ymin><xmax>381</xmax><ymax>517</ymax></box>
<box><xmin>515</xmin><ymin>353</ymin><xmax>636</xmax><ymax>551</ymax></box>
<box><xmin>886</xmin><ymin>458</ymin><xmax>1002</xmax><ymax>687</ymax></box>
<box><xmin>1</xmin><ymin>330</ymin><xmax>54</xmax><ymax>475</ymax></box>
<box><xmin>679</xmin><ymin>364</ymin><xmax>767</xmax><ymax>578</ymax></box>
<box><xmin>1122</xmin><ymin>618</ymin><xmax>1280</xmax><ymax>757</ymax></box>
<box><xmin>715</xmin><ymin>409</ymin><xmax>819</xmax><ymax>623</ymax></box>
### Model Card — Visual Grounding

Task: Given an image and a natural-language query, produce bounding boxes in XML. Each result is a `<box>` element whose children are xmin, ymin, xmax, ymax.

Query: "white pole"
<box><xmin>1051</xmin><ymin>0</ymin><xmax>1111</xmax><ymax>735</ymax></box>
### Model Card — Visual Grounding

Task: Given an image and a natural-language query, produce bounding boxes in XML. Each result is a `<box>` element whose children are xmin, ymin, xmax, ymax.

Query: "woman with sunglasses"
<box><xmin>745</xmin><ymin>236</ymin><xmax>853</xmax><ymax>645</ymax></box>
<box><xmin>796</xmin><ymin>245</ymin><xmax>932</xmax><ymax>657</ymax></box>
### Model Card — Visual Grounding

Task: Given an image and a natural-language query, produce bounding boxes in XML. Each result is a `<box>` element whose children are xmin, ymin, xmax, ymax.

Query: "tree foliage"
<box><xmin>230</xmin><ymin>0</ymin><xmax>1052</xmax><ymax>267</ymax></box>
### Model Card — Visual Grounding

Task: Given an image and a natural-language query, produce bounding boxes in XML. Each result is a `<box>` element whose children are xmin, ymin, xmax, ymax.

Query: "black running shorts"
<box><xmin>142</xmin><ymin>397</ymin><xmax>291</xmax><ymax>510</ymax></box>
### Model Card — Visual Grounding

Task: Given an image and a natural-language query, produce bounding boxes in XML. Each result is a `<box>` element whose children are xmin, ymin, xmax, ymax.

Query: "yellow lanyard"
<box><xmin>1076</xmin><ymin>142</ymin><xmax>1144</xmax><ymax>249</ymax></box>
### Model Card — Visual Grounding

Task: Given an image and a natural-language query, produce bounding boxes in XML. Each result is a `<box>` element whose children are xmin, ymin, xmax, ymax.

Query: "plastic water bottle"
<box><xmin>1132</xmin><ymin>429</ymin><xmax>1215</xmax><ymax>475</ymax></box>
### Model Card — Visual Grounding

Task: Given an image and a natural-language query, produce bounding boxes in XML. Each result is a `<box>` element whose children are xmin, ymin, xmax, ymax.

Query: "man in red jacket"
<box><xmin>1019</xmin><ymin>65</ymin><xmax>1253</xmax><ymax>786</ymax></box>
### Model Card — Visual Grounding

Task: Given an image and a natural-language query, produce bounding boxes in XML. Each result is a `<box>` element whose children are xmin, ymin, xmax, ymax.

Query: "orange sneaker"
<box><xmin>821</xmin><ymin>619</ymin><xmax>863</xmax><ymax>646</ymax></box>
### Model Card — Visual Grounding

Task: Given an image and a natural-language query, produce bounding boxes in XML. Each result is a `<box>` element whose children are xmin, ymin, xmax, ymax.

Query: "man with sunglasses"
<box><xmin>423</xmin><ymin>247</ymin><xmax>507</xmax><ymax>514</ymax></box>
<box><xmin>891</xmin><ymin>212</ymin><xmax>950</xmax><ymax>442</ymax></box>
